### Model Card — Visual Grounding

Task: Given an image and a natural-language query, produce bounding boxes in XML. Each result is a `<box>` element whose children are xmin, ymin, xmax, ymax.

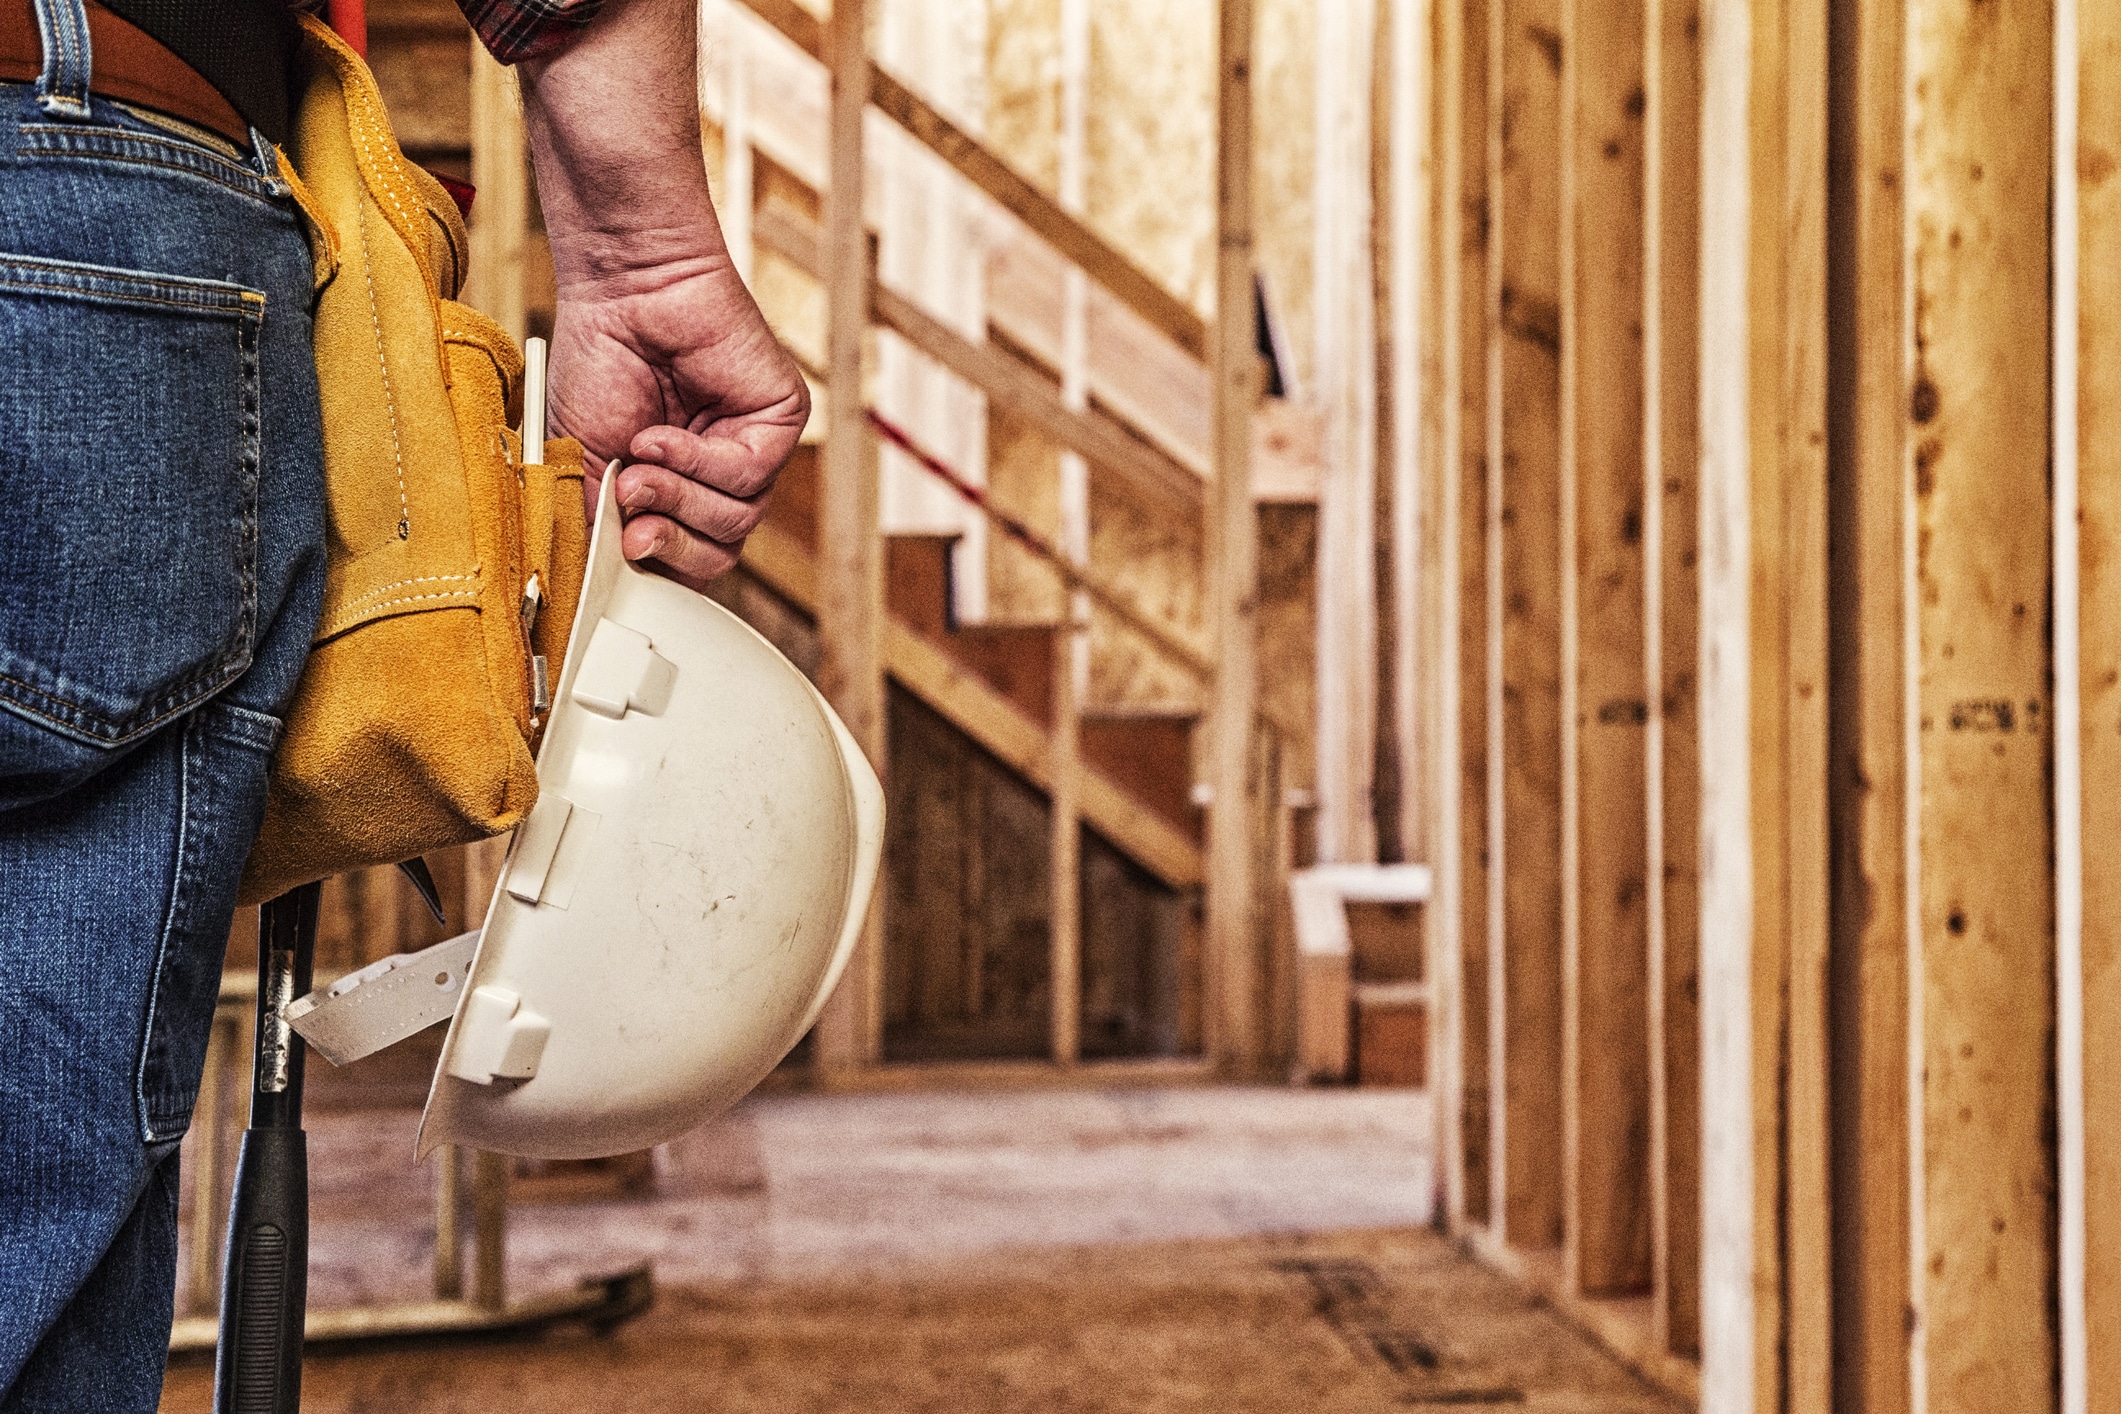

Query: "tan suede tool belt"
<box><xmin>0</xmin><ymin>0</ymin><xmax>249</xmax><ymax>144</ymax></box>
<box><xmin>236</xmin><ymin>16</ymin><xmax>590</xmax><ymax>905</ymax></box>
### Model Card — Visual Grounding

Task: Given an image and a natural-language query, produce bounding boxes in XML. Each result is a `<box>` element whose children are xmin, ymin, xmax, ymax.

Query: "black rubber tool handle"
<box><xmin>214</xmin><ymin>882</ymin><xmax>321</xmax><ymax>1414</ymax></box>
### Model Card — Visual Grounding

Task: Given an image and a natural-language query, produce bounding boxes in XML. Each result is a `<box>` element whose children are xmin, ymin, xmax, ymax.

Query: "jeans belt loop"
<box><xmin>250</xmin><ymin>125</ymin><xmax>285</xmax><ymax>187</ymax></box>
<box><xmin>30</xmin><ymin>0</ymin><xmax>91</xmax><ymax>118</ymax></box>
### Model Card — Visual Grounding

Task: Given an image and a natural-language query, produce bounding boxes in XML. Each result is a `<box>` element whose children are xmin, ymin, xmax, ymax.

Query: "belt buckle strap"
<box><xmin>31</xmin><ymin>0</ymin><xmax>91</xmax><ymax>116</ymax></box>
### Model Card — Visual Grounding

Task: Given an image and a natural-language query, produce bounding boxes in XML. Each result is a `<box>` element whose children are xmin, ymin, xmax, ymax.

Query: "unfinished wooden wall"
<box><xmin>1426</xmin><ymin>0</ymin><xmax>2108</xmax><ymax>1407</ymax></box>
<box><xmin>1437</xmin><ymin>0</ymin><xmax>1695</xmax><ymax>1381</ymax></box>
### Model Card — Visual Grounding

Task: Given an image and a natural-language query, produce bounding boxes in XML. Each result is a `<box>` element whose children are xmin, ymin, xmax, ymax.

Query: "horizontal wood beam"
<box><xmin>730</xmin><ymin>0</ymin><xmax>1208</xmax><ymax>361</ymax></box>
<box><xmin>755</xmin><ymin>204</ymin><xmax>1204</xmax><ymax>517</ymax></box>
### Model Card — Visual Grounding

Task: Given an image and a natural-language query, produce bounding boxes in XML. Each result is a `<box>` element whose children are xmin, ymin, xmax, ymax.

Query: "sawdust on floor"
<box><xmin>159</xmin><ymin>1087</ymin><xmax>1678</xmax><ymax>1411</ymax></box>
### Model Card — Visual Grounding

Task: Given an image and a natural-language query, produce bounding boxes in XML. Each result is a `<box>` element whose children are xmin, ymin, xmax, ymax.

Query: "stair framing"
<box><xmin>715</xmin><ymin>0</ymin><xmax>1266</xmax><ymax>1075</ymax></box>
<box><xmin>741</xmin><ymin>518</ymin><xmax>1203</xmax><ymax>892</ymax></box>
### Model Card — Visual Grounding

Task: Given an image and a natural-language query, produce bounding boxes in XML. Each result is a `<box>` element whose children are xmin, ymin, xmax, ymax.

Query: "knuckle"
<box><xmin>726</xmin><ymin>459</ymin><xmax>781</xmax><ymax>501</ymax></box>
<box><xmin>712</xmin><ymin>499</ymin><xmax>766</xmax><ymax>544</ymax></box>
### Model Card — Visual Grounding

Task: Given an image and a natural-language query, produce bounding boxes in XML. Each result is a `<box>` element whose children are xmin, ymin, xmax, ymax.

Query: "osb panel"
<box><xmin>1252</xmin><ymin>0</ymin><xmax>1318</xmax><ymax>394</ymax></box>
<box><xmin>1085</xmin><ymin>472</ymin><xmax>1205</xmax><ymax>714</ymax></box>
<box><xmin>985</xmin><ymin>405</ymin><xmax>1070</xmax><ymax>623</ymax></box>
<box><xmin>1085</xmin><ymin>0</ymin><xmax>1216</xmax><ymax>316</ymax></box>
<box><xmin>984</xmin><ymin>0</ymin><xmax>1063</xmax><ymax>190</ymax></box>
<box><xmin>1346</xmin><ymin>900</ymin><xmax>1423</xmax><ymax>986</ymax></box>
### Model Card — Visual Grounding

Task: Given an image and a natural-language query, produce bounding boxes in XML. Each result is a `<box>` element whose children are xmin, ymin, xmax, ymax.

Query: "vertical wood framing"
<box><xmin>187</xmin><ymin>1015</ymin><xmax>232</xmax><ymax>1314</ymax></box>
<box><xmin>1558</xmin><ymin>0</ymin><xmax>1650</xmax><ymax>1299</ymax></box>
<box><xmin>1643</xmin><ymin>0</ymin><xmax>1701</xmax><ymax>1358</ymax></box>
<box><xmin>433</xmin><ymin>1144</ymin><xmax>463</xmax><ymax>1299</ymax></box>
<box><xmin>1779</xmin><ymin>0</ymin><xmax>1833</xmax><ymax>1400</ymax></box>
<box><xmin>1907</xmin><ymin>0</ymin><xmax>2057</xmax><ymax>1404</ymax></box>
<box><xmin>1698</xmin><ymin>0</ymin><xmax>1833</xmax><ymax>1399</ymax></box>
<box><xmin>465</xmin><ymin>42</ymin><xmax>527</xmax><ymax>343</ymax></box>
<box><xmin>1050</xmin><ymin>632</ymin><xmax>1083</xmax><ymax>1063</ymax></box>
<box><xmin>1695</xmin><ymin>0</ymin><xmax>1756</xmax><ymax>1402</ymax></box>
<box><xmin>2054</xmin><ymin>6</ymin><xmax>2087</xmax><ymax>1409</ymax></box>
<box><xmin>1444</xmin><ymin>0</ymin><xmax>1493</xmax><ymax>1229</ymax></box>
<box><xmin>1488</xmin><ymin>0</ymin><xmax>1566</xmax><ymax>1253</ymax></box>
<box><xmin>717</xmin><ymin>0</ymin><xmax>756</xmax><ymax>282</ymax></box>
<box><xmin>470</xmin><ymin>1149</ymin><xmax>508</xmax><ymax>1312</ymax></box>
<box><xmin>1207</xmin><ymin>0</ymin><xmax>1262</xmax><ymax>1075</ymax></box>
<box><xmin>1401</xmin><ymin>0</ymin><xmax>1453</xmax><ymax>1214</ymax></box>
<box><xmin>1824</xmin><ymin>0</ymin><xmax>1913</xmax><ymax>1400</ymax></box>
<box><xmin>1049</xmin><ymin>0</ymin><xmax>1092</xmax><ymax>1069</ymax></box>
<box><xmin>2073</xmin><ymin>2</ymin><xmax>2121</xmax><ymax>1405</ymax></box>
<box><xmin>815</xmin><ymin>0</ymin><xmax>886</xmax><ymax>1072</ymax></box>
<box><xmin>1316</xmin><ymin>0</ymin><xmax>1382</xmax><ymax>869</ymax></box>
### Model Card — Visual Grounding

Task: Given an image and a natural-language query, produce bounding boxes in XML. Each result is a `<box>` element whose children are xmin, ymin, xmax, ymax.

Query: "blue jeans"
<box><xmin>0</xmin><ymin>2</ymin><xmax>325</xmax><ymax>1406</ymax></box>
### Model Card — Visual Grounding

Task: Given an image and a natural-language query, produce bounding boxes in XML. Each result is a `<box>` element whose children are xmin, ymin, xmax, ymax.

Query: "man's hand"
<box><xmin>519</xmin><ymin>0</ymin><xmax>807</xmax><ymax>590</ymax></box>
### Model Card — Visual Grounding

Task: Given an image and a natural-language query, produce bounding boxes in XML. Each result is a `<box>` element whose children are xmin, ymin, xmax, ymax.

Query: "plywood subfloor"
<box><xmin>161</xmin><ymin>1088</ymin><xmax>1680</xmax><ymax>1412</ymax></box>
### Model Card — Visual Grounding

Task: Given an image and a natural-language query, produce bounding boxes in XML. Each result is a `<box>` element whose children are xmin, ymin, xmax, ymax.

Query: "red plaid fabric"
<box><xmin>453</xmin><ymin>0</ymin><xmax>605</xmax><ymax>63</ymax></box>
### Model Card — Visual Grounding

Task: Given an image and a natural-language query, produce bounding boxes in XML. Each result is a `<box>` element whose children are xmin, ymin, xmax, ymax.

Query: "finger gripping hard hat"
<box><xmin>290</xmin><ymin>469</ymin><xmax>883</xmax><ymax>1160</ymax></box>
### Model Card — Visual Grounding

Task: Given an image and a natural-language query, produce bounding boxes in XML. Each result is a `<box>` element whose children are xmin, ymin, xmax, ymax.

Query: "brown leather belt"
<box><xmin>0</xmin><ymin>0</ymin><xmax>250</xmax><ymax>147</ymax></box>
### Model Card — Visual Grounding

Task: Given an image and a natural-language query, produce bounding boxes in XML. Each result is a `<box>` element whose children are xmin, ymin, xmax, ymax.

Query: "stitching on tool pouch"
<box><xmin>340</xmin><ymin>573</ymin><xmax>479</xmax><ymax>613</ymax></box>
<box><xmin>322</xmin><ymin>587</ymin><xmax>478</xmax><ymax>635</ymax></box>
<box><xmin>354</xmin><ymin>203</ymin><xmax>413</xmax><ymax>538</ymax></box>
<box><xmin>347</xmin><ymin>85</ymin><xmax>421</xmax><ymax>255</ymax></box>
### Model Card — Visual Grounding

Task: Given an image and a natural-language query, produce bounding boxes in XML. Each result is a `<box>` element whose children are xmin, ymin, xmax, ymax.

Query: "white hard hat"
<box><xmin>286</xmin><ymin>470</ymin><xmax>884</xmax><ymax>1160</ymax></box>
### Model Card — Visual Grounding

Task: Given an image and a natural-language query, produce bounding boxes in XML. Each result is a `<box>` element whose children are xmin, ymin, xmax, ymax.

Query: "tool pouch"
<box><xmin>238</xmin><ymin>16</ymin><xmax>589</xmax><ymax>905</ymax></box>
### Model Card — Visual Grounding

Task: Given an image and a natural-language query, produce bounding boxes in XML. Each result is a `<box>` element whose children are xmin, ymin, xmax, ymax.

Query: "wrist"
<box><xmin>518</xmin><ymin>0</ymin><xmax>726</xmax><ymax>284</ymax></box>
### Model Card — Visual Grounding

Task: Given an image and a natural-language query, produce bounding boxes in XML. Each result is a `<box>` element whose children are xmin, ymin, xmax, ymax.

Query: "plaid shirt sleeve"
<box><xmin>456</xmin><ymin>0</ymin><xmax>606</xmax><ymax>63</ymax></box>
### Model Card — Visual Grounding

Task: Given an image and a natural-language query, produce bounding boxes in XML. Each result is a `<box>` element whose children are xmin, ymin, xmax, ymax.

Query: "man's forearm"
<box><xmin>517</xmin><ymin>0</ymin><xmax>730</xmax><ymax>288</ymax></box>
<box><xmin>511</xmin><ymin>0</ymin><xmax>806</xmax><ymax>589</ymax></box>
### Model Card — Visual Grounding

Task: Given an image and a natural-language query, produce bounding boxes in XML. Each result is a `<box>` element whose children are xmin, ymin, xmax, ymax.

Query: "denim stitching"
<box><xmin>32</xmin><ymin>0</ymin><xmax>65</xmax><ymax>99</ymax></box>
<box><xmin>0</xmin><ymin>278</ymin><xmax>251</xmax><ymax>317</ymax></box>
<box><xmin>0</xmin><ymin>663</ymin><xmax>230</xmax><ymax>728</ymax></box>
<box><xmin>354</xmin><ymin>203</ymin><xmax>413</xmax><ymax>538</ymax></box>
<box><xmin>238</xmin><ymin>298</ymin><xmax>262</xmax><ymax>674</ymax></box>
<box><xmin>0</xmin><ymin>250</ymin><xmax>257</xmax><ymax>309</ymax></box>
<box><xmin>18</xmin><ymin>123</ymin><xmax>283</xmax><ymax>191</ymax></box>
<box><xmin>208</xmin><ymin>703</ymin><xmax>284</xmax><ymax>754</ymax></box>
<box><xmin>134</xmin><ymin>712</ymin><xmax>194</xmax><ymax>1142</ymax></box>
<box><xmin>51</xmin><ymin>4</ymin><xmax>88</xmax><ymax>116</ymax></box>
<box><xmin>0</xmin><ymin>296</ymin><xmax>263</xmax><ymax>743</ymax></box>
<box><xmin>36</xmin><ymin>0</ymin><xmax>90</xmax><ymax>116</ymax></box>
<box><xmin>17</xmin><ymin>126</ymin><xmax>285</xmax><ymax>205</ymax></box>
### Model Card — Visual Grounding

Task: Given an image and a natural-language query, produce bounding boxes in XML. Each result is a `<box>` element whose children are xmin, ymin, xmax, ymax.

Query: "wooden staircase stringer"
<box><xmin>741</xmin><ymin>522</ymin><xmax>1204</xmax><ymax>890</ymax></box>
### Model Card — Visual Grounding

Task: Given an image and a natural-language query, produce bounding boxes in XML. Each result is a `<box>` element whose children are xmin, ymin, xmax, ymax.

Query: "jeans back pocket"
<box><xmin>0</xmin><ymin>254</ymin><xmax>263</xmax><ymax>795</ymax></box>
